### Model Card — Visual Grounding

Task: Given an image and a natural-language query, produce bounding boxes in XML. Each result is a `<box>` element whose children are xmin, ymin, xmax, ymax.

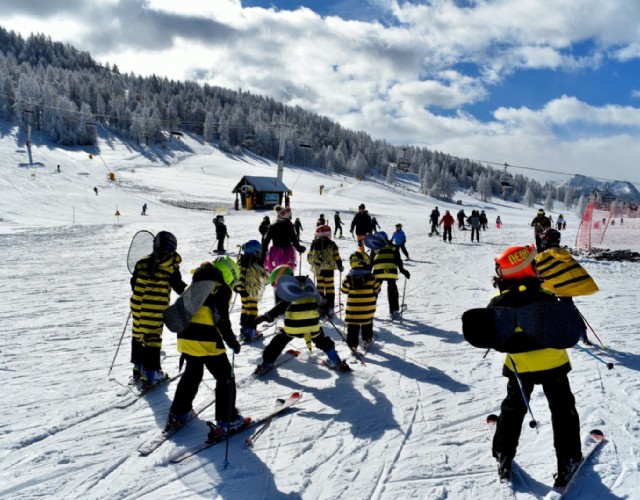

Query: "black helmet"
<box><xmin>153</xmin><ymin>231</ymin><xmax>177</xmax><ymax>253</ymax></box>
<box><xmin>541</xmin><ymin>228</ymin><xmax>561</xmax><ymax>249</ymax></box>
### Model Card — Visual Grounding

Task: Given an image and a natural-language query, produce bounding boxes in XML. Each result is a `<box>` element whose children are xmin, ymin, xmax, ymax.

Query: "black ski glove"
<box><xmin>255</xmin><ymin>313</ymin><xmax>271</xmax><ymax>325</ymax></box>
<box><xmin>229</xmin><ymin>339</ymin><xmax>241</xmax><ymax>354</ymax></box>
<box><xmin>401</xmin><ymin>269</ymin><xmax>411</xmax><ymax>279</ymax></box>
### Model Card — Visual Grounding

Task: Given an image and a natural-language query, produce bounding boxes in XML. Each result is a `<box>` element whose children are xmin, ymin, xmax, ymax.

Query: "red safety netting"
<box><xmin>576</xmin><ymin>201</ymin><xmax>640</xmax><ymax>251</ymax></box>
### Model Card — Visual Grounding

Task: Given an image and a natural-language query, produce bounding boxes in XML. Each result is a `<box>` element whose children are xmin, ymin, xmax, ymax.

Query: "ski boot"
<box><xmin>253</xmin><ymin>361</ymin><xmax>274</xmax><ymax>377</ymax></box>
<box><xmin>164</xmin><ymin>409</ymin><xmax>194</xmax><ymax>433</ymax></box>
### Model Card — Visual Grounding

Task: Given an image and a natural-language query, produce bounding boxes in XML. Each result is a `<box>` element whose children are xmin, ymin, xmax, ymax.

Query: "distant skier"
<box><xmin>259</xmin><ymin>216</ymin><xmax>271</xmax><ymax>246</ymax></box>
<box><xmin>556</xmin><ymin>214</ymin><xmax>565</xmax><ymax>231</ymax></box>
<box><xmin>467</xmin><ymin>210</ymin><xmax>481</xmax><ymax>242</ymax></box>
<box><xmin>56</xmin><ymin>164</ymin><xmax>61</xmax><ymax>173</ymax></box>
<box><xmin>316</xmin><ymin>214</ymin><xmax>326</xmax><ymax>227</ymax></box>
<box><xmin>213</xmin><ymin>215</ymin><xmax>229</xmax><ymax>254</ymax></box>
<box><xmin>479</xmin><ymin>210</ymin><xmax>488</xmax><ymax>230</ymax></box>
<box><xmin>429</xmin><ymin>207</ymin><xmax>440</xmax><ymax>235</ymax></box>
<box><xmin>371</xmin><ymin>216</ymin><xmax>380</xmax><ymax>232</ymax></box>
<box><xmin>94</xmin><ymin>186</ymin><xmax>98</xmax><ymax>195</ymax></box>
<box><xmin>293</xmin><ymin>217</ymin><xmax>303</xmax><ymax>241</ymax></box>
<box><xmin>530</xmin><ymin>209</ymin><xmax>551</xmax><ymax>252</ymax></box>
<box><xmin>391</xmin><ymin>223</ymin><xmax>410</xmax><ymax>259</ymax></box>
<box><xmin>334</xmin><ymin>211</ymin><xmax>344</xmax><ymax>238</ymax></box>
<box><xmin>496</xmin><ymin>216</ymin><xmax>502</xmax><ymax>229</ymax></box>
<box><xmin>439</xmin><ymin>210</ymin><xmax>455</xmax><ymax>243</ymax></box>
<box><xmin>457</xmin><ymin>209</ymin><xmax>467</xmax><ymax>230</ymax></box>
<box><xmin>261</xmin><ymin>206</ymin><xmax>306</xmax><ymax>272</ymax></box>
<box><xmin>349</xmin><ymin>203</ymin><xmax>373</xmax><ymax>251</ymax></box>
<box><xmin>141</xmin><ymin>203</ymin><xmax>147</xmax><ymax>216</ymax></box>
<box><xmin>130</xmin><ymin>231</ymin><xmax>186</xmax><ymax>387</ymax></box>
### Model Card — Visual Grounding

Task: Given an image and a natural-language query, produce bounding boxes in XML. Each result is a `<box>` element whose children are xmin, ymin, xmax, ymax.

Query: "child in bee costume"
<box><xmin>235</xmin><ymin>240</ymin><xmax>270</xmax><ymax>342</ymax></box>
<box><xmin>535</xmin><ymin>228</ymin><xmax>599</xmax><ymax>344</ymax></box>
<box><xmin>341</xmin><ymin>251</ymin><xmax>380</xmax><ymax>350</ymax></box>
<box><xmin>254</xmin><ymin>274</ymin><xmax>351</xmax><ymax>374</ymax></box>
<box><xmin>130</xmin><ymin>231</ymin><xmax>186</xmax><ymax>387</ymax></box>
<box><xmin>165</xmin><ymin>258</ymin><xmax>245</xmax><ymax>434</ymax></box>
<box><xmin>366</xmin><ymin>231</ymin><xmax>410</xmax><ymax>321</ymax></box>
<box><xmin>307</xmin><ymin>224</ymin><xmax>343</xmax><ymax>315</ymax></box>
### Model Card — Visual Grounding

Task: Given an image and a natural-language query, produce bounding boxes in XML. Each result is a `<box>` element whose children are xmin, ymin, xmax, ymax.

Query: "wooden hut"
<box><xmin>232</xmin><ymin>176</ymin><xmax>291</xmax><ymax>210</ymax></box>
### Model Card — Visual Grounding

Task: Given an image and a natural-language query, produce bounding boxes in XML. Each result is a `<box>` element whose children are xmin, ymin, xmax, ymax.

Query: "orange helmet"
<box><xmin>494</xmin><ymin>244</ymin><xmax>538</xmax><ymax>280</ymax></box>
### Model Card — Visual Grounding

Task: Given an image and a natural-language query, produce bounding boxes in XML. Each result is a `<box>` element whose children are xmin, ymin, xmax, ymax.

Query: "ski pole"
<box><xmin>324</xmin><ymin>316</ymin><xmax>366</xmax><ymax>366</ymax></box>
<box><xmin>507</xmin><ymin>356</ymin><xmax>538</xmax><ymax>430</ymax></box>
<box><xmin>399</xmin><ymin>276</ymin><xmax>407</xmax><ymax>323</ymax></box>
<box><xmin>574</xmin><ymin>344</ymin><xmax>614</xmax><ymax>369</ymax></box>
<box><xmin>338</xmin><ymin>270</ymin><xmax>343</xmax><ymax>321</ymax></box>
<box><xmin>108</xmin><ymin>311</ymin><xmax>131</xmax><ymax>378</ymax></box>
<box><xmin>223</xmin><ymin>352</ymin><xmax>236</xmax><ymax>469</ymax></box>
<box><xmin>575</xmin><ymin>309</ymin><xmax>606</xmax><ymax>349</ymax></box>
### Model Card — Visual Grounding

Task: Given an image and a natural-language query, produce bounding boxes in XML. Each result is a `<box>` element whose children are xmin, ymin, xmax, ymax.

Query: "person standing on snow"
<box><xmin>293</xmin><ymin>217</ymin><xmax>303</xmax><ymax>241</ymax></box>
<box><xmin>371</xmin><ymin>216</ymin><xmax>381</xmax><ymax>232</ymax></box>
<box><xmin>439</xmin><ymin>210</ymin><xmax>455</xmax><ymax>243</ymax></box>
<box><xmin>307</xmin><ymin>224</ymin><xmax>343</xmax><ymax>315</ymax></box>
<box><xmin>259</xmin><ymin>216</ymin><xmax>271</xmax><ymax>246</ymax></box>
<box><xmin>334</xmin><ymin>211</ymin><xmax>344</xmax><ymax>238</ymax></box>
<box><xmin>261</xmin><ymin>206</ymin><xmax>306</xmax><ymax>272</ymax></box>
<box><xmin>130</xmin><ymin>231</ymin><xmax>186</xmax><ymax>387</ymax></box>
<box><xmin>482</xmin><ymin>244</ymin><xmax>583</xmax><ymax>488</ymax></box>
<box><xmin>141</xmin><ymin>203</ymin><xmax>147</xmax><ymax>216</ymax></box>
<box><xmin>165</xmin><ymin>258</ymin><xmax>245</xmax><ymax>436</ymax></box>
<box><xmin>479</xmin><ymin>210</ymin><xmax>488</xmax><ymax>230</ymax></box>
<box><xmin>316</xmin><ymin>214</ymin><xmax>326</xmax><ymax>227</ymax></box>
<box><xmin>531</xmin><ymin>209</ymin><xmax>552</xmax><ymax>252</ymax></box>
<box><xmin>429</xmin><ymin>207</ymin><xmax>440</xmax><ymax>235</ymax></box>
<box><xmin>254</xmin><ymin>275</ymin><xmax>351</xmax><ymax>374</ymax></box>
<box><xmin>350</xmin><ymin>203</ymin><xmax>373</xmax><ymax>251</ymax></box>
<box><xmin>496</xmin><ymin>215</ymin><xmax>502</xmax><ymax>229</ymax></box>
<box><xmin>368</xmin><ymin>231</ymin><xmax>410</xmax><ymax>321</ymax></box>
<box><xmin>556</xmin><ymin>214</ymin><xmax>565</xmax><ymax>231</ymax></box>
<box><xmin>235</xmin><ymin>240</ymin><xmax>270</xmax><ymax>342</ymax></box>
<box><xmin>467</xmin><ymin>210</ymin><xmax>481</xmax><ymax>242</ymax></box>
<box><xmin>213</xmin><ymin>215</ymin><xmax>229</xmax><ymax>254</ymax></box>
<box><xmin>341</xmin><ymin>251</ymin><xmax>380</xmax><ymax>350</ymax></box>
<box><xmin>391</xmin><ymin>223</ymin><xmax>410</xmax><ymax>260</ymax></box>
<box><xmin>535</xmin><ymin>228</ymin><xmax>599</xmax><ymax>345</ymax></box>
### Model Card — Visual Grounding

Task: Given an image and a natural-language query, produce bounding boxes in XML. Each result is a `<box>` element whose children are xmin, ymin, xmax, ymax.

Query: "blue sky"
<box><xmin>1</xmin><ymin>0</ymin><xmax>640</xmax><ymax>183</ymax></box>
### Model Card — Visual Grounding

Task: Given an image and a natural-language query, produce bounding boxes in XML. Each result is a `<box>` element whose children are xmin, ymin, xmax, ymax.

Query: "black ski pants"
<box><xmin>346</xmin><ymin>323</ymin><xmax>373</xmax><ymax>348</ymax></box>
<box><xmin>471</xmin><ymin>227</ymin><xmax>480</xmax><ymax>242</ymax></box>
<box><xmin>379</xmin><ymin>278</ymin><xmax>399</xmax><ymax>314</ymax></box>
<box><xmin>263</xmin><ymin>329</ymin><xmax>335</xmax><ymax>364</ymax></box>
<box><xmin>170</xmin><ymin>353</ymin><xmax>239</xmax><ymax>422</ymax></box>
<box><xmin>493</xmin><ymin>374</ymin><xmax>581</xmax><ymax>466</ymax></box>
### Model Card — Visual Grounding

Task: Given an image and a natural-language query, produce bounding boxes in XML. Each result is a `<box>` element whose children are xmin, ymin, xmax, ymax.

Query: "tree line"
<box><xmin>0</xmin><ymin>25</ymin><xmax>585</xmax><ymax>208</ymax></box>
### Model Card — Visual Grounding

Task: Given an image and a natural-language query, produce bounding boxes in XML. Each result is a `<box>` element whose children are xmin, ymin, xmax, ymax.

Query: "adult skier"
<box><xmin>350</xmin><ymin>203</ymin><xmax>373</xmax><ymax>251</ymax></box>
<box><xmin>261</xmin><ymin>206</ymin><xmax>306</xmax><ymax>272</ymax></box>
<box><xmin>334</xmin><ymin>211</ymin><xmax>344</xmax><ymax>238</ymax></box>
<box><xmin>258</xmin><ymin>216</ymin><xmax>270</xmax><ymax>246</ymax></box>
<box><xmin>429</xmin><ymin>207</ymin><xmax>440</xmax><ymax>235</ymax></box>
<box><xmin>439</xmin><ymin>210</ymin><xmax>455</xmax><ymax>243</ymax></box>
<box><xmin>531</xmin><ymin>208</ymin><xmax>552</xmax><ymax>251</ymax></box>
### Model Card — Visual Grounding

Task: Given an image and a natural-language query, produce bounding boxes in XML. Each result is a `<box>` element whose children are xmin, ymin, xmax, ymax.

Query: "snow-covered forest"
<box><xmin>0</xmin><ymin>25</ymin><xmax>608</xmax><ymax>208</ymax></box>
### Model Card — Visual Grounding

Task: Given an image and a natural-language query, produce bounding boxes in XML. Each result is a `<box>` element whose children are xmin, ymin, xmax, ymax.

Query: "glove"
<box><xmin>299</xmin><ymin>246</ymin><xmax>306</xmax><ymax>253</ymax></box>
<box><xmin>230</xmin><ymin>339</ymin><xmax>241</xmax><ymax>354</ymax></box>
<box><xmin>255</xmin><ymin>314</ymin><xmax>270</xmax><ymax>325</ymax></box>
<box><xmin>338</xmin><ymin>266</ymin><xmax>344</xmax><ymax>272</ymax></box>
<box><xmin>401</xmin><ymin>269</ymin><xmax>411</xmax><ymax>279</ymax></box>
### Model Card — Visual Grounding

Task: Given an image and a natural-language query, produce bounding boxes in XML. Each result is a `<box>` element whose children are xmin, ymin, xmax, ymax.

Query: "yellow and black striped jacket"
<box><xmin>341</xmin><ymin>270</ymin><xmax>380</xmax><ymax>324</ymax></box>
<box><xmin>372</xmin><ymin>245</ymin><xmax>402</xmax><ymax>280</ymax></box>
<box><xmin>177</xmin><ymin>267</ymin><xmax>236</xmax><ymax>357</ymax></box>
<box><xmin>535</xmin><ymin>247</ymin><xmax>599</xmax><ymax>297</ymax></box>
<box><xmin>130</xmin><ymin>252</ymin><xmax>185</xmax><ymax>344</ymax></box>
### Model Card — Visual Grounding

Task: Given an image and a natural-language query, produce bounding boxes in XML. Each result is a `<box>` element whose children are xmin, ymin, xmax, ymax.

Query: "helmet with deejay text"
<box><xmin>494</xmin><ymin>244</ymin><xmax>538</xmax><ymax>280</ymax></box>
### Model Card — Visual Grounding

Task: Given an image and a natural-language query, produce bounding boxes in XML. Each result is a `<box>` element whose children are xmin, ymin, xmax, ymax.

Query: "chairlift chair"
<box><xmin>500</xmin><ymin>164</ymin><xmax>513</xmax><ymax>189</ymax></box>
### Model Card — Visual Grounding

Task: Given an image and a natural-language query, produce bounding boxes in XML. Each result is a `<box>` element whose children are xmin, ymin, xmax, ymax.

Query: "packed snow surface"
<box><xmin>1</xmin><ymin>123</ymin><xmax>638</xmax><ymax>499</ymax></box>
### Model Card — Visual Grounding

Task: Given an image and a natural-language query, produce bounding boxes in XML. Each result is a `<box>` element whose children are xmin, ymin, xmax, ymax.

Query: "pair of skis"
<box><xmin>486</xmin><ymin>414</ymin><xmax>606</xmax><ymax>498</ymax></box>
<box><xmin>169</xmin><ymin>392</ymin><xmax>302</xmax><ymax>463</ymax></box>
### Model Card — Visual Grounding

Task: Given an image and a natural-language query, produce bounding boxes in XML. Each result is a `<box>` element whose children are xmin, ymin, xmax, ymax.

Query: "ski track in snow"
<box><xmin>1</xmin><ymin>127</ymin><xmax>638</xmax><ymax>498</ymax></box>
